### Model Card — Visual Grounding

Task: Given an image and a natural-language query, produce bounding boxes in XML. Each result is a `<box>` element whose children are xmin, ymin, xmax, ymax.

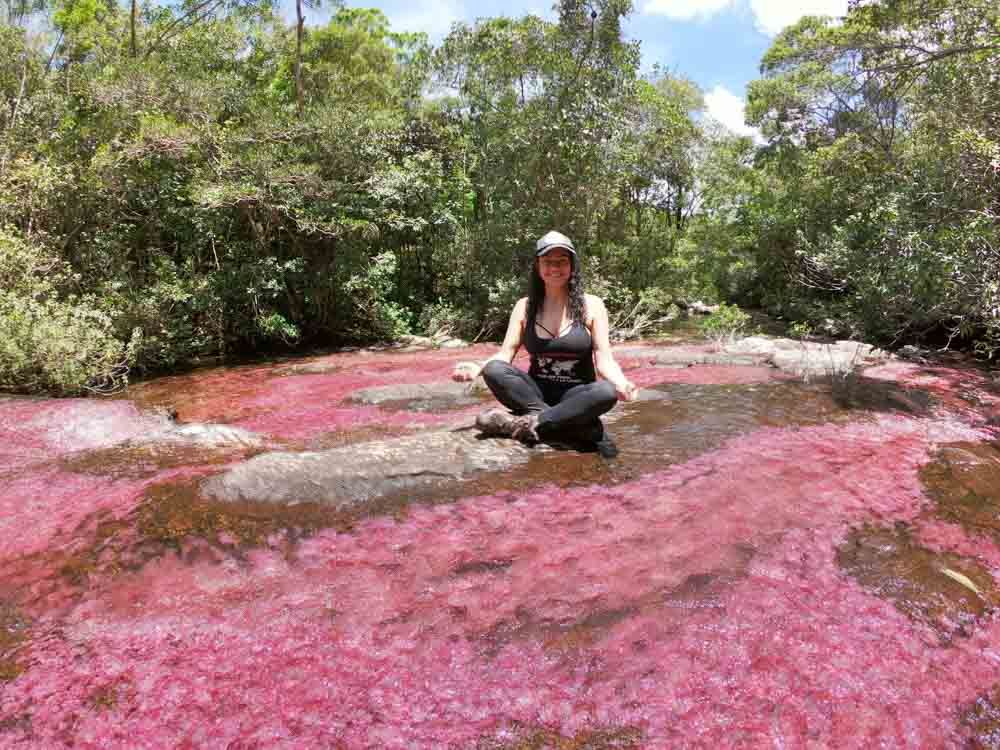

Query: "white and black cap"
<box><xmin>535</xmin><ymin>230</ymin><xmax>576</xmax><ymax>257</ymax></box>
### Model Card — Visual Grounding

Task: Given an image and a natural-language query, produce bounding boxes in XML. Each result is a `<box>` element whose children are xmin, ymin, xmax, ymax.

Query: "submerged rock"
<box><xmin>202</xmin><ymin>430</ymin><xmax>534</xmax><ymax>508</ymax></box>
<box><xmin>478</xmin><ymin>724</ymin><xmax>643</xmax><ymax>749</ymax></box>
<box><xmin>836</xmin><ymin>524</ymin><xmax>1000</xmax><ymax>642</ymax></box>
<box><xmin>923</xmin><ymin>442</ymin><xmax>1000</xmax><ymax>545</ymax></box>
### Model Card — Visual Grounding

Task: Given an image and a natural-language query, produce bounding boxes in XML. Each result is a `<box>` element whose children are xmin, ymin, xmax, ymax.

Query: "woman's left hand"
<box><xmin>615</xmin><ymin>379</ymin><xmax>639</xmax><ymax>402</ymax></box>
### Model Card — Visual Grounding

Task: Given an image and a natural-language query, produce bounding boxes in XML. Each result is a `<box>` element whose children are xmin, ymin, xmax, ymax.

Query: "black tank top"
<box><xmin>525</xmin><ymin>313</ymin><xmax>596</xmax><ymax>388</ymax></box>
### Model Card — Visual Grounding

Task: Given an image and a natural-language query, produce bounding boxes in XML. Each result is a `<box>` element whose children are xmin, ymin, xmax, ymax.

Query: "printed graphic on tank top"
<box><xmin>525</xmin><ymin>315</ymin><xmax>596</xmax><ymax>387</ymax></box>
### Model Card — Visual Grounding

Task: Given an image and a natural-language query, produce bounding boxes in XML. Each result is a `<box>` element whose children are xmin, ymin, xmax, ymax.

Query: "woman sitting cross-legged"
<box><xmin>452</xmin><ymin>230</ymin><xmax>639</xmax><ymax>458</ymax></box>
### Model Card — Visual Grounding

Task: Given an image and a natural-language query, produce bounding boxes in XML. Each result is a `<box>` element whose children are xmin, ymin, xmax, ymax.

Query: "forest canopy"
<box><xmin>0</xmin><ymin>0</ymin><xmax>997</xmax><ymax>393</ymax></box>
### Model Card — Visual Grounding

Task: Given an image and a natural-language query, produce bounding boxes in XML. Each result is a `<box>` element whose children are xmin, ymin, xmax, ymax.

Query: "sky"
<box><xmin>324</xmin><ymin>0</ymin><xmax>848</xmax><ymax>138</ymax></box>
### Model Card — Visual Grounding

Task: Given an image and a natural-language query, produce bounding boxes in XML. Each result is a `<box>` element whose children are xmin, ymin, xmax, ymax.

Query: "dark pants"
<box><xmin>481</xmin><ymin>360</ymin><xmax>617</xmax><ymax>440</ymax></box>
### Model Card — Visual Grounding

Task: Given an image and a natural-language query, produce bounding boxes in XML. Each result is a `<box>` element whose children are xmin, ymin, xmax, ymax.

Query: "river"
<box><xmin>1</xmin><ymin>335</ymin><xmax>999</xmax><ymax>748</ymax></box>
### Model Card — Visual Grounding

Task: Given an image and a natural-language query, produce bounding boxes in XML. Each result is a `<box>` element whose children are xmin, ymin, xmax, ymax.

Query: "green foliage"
<box><xmin>730</xmin><ymin>0</ymin><xmax>1000</xmax><ymax>355</ymax></box>
<box><xmin>3</xmin><ymin>0</ymin><xmax>997</xmax><ymax>396</ymax></box>
<box><xmin>0</xmin><ymin>293</ymin><xmax>134</xmax><ymax>394</ymax></box>
<box><xmin>342</xmin><ymin>251</ymin><xmax>412</xmax><ymax>341</ymax></box>
<box><xmin>0</xmin><ymin>229</ymin><xmax>135</xmax><ymax>393</ymax></box>
<box><xmin>787</xmin><ymin>321</ymin><xmax>813</xmax><ymax>340</ymax></box>
<box><xmin>700</xmin><ymin>303</ymin><xmax>750</xmax><ymax>346</ymax></box>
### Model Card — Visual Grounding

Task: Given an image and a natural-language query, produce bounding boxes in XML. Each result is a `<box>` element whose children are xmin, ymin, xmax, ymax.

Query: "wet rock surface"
<box><xmin>477</xmin><ymin>725</ymin><xmax>643</xmax><ymax>750</ymax></box>
<box><xmin>830</xmin><ymin>373</ymin><xmax>933</xmax><ymax>415</ymax></box>
<box><xmin>291</xmin><ymin>380</ymin><xmax>857</xmax><ymax>509</ymax></box>
<box><xmin>0</xmin><ymin>601</ymin><xmax>29</xmax><ymax>681</ymax></box>
<box><xmin>836</xmin><ymin>524</ymin><xmax>1000</xmax><ymax>641</ymax></box>
<box><xmin>347</xmin><ymin>380</ymin><xmax>489</xmax><ymax>411</ymax></box>
<box><xmin>643</xmin><ymin>335</ymin><xmax>891</xmax><ymax>378</ymax></box>
<box><xmin>202</xmin><ymin>430</ymin><xmax>534</xmax><ymax>508</ymax></box>
<box><xmin>650</xmin><ymin>350</ymin><xmax>771</xmax><ymax>368</ymax></box>
<box><xmin>923</xmin><ymin>442</ymin><xmax>1000</xmax><ymax>545</ymax></box>
<box><xmin>59</xmin><ymin>421</ymin><xmax>267</xmax><ymax>478</ymax></box>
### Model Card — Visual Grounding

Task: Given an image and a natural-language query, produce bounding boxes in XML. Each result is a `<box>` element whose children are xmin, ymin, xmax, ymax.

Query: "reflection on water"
<box><xmin>1</xmin><ymin>341</ymin><xmax>999</xmax><ymax>748</ymax></box>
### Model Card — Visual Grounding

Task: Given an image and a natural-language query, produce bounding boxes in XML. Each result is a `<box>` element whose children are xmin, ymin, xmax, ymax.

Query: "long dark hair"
<box><xmin>526</xmin><ymin>252</ymin><xmax>587</xmax><ymax>326</ymax></box>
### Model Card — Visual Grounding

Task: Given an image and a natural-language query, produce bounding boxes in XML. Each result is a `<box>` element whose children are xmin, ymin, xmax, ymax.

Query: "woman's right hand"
<box><xmin>452</xmin><ymin>361</ymin><xmax>482</xmax><ymax>382</ymax></box>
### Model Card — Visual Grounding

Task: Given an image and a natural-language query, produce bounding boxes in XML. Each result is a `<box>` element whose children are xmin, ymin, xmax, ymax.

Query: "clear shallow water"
<box><xmin>1</xmin><ymin>344</ymin><xmax>1000</xmax><ymax>748</ymax></box>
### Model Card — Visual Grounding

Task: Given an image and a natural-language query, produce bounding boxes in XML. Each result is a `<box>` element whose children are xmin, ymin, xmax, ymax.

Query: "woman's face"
<box><xmin>537</xmin><ymin>248</ymin><xmax>573</xmax><ymax>288</ymax></box>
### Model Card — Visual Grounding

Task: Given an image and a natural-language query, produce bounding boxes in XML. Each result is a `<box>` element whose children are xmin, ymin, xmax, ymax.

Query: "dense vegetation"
<box><xmin>0</xmin><ymin>0</ymin><xmax>996</xmax><ymax>393</ymax></box>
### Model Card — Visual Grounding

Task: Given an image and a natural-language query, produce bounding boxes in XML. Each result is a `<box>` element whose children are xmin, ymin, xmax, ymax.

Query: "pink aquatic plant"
<box><xmin>2</xmin><ymin>344</ymin><xmax>999</xmax><ymax>748</ymax></box>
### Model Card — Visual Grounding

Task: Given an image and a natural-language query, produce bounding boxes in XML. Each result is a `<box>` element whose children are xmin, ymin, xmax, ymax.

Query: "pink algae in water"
<box><xmin>3</xmin><ymin>413</ymin><xmax>1000</xmax><ymax>748</ymax></box>
<box><xmin>3</xmin><ymin>346</ymin><xmax>1000</xmax><ymax>749</ymax></box>
<box><xmin>118</xmin><ymin>345</ymin><xmax>788</xmax><ymax>444</ymax></box>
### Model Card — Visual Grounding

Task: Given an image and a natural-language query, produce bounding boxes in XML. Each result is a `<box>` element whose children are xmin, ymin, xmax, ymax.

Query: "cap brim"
<box><xmin>536</xmin><ymin>245</ymin><xmax>576</xmax><ymax>256</ymax></box>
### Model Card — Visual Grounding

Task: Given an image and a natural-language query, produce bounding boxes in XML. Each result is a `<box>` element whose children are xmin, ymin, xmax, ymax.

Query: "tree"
<box><xmin>741</xmin><ymin>0</ymin><xmax>1000</xmax><ymax>349</ymax></box>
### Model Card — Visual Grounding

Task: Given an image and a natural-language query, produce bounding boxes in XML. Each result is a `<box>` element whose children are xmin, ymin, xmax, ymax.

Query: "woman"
<box><xmin>452</xmin><ymin>230</ymin><xmax>639</xmax><ymax>456</ymax></box>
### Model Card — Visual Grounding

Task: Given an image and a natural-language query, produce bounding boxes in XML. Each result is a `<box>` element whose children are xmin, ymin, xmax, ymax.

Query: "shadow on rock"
<box><xmin>828</xmin><ymin>374</ymin><xmax>933</xmax><ymax>416</ymax></box>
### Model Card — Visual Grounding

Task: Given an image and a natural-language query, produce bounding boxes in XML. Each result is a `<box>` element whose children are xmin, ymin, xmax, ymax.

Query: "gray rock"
<box><xmin>397</xmin><ymin>335</ymin><xmax>436</xmax><ymax>349</ymax></box>
<box><xmin>687</xmin><ymin>301</ymin><xmax>720</xmax><ymax>315</ymax></box>
<box><xmin>201</xmin><ymin>431</ymin><xmax>534</xmax><ymax>508</ymax></box>
<box><xmin>155</xmin><ymin>423</ymin><xmax>264</xmax><ymax>449</ymax></box>
<box><xmin>897</xmin><ymin>344</ymin><xmax>929</xmax><ymax>362</ymax></box>
<box><xmin>723</xmin><ymin>336</ymin><xmax>886</xmax><ymax>378</ymax></box>
<box><xmin>283</xmin><ymin>361</ymin><xmax>340</xmax><ymax>375</ymax></box>
<box><xmin>347</xmin><ymin>381</ymin><xmax>488</xmax><ymax>411</ymax></box>
<box><xmin>651</xmin><ymin>350</ymin><xmax>771</xmax><ymax>368</ymax></box>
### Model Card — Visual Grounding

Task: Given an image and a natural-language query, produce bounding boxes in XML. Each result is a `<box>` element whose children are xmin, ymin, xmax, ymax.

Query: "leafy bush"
<box><xmin>0</xmin><ymin>293</ymin><xmax>137</xmax><ymax>395</ymax></box>
<box><xmin>417</xmin><ymin>300</ymin><xmax>480</xmax><ymax>340</ymax></box>
<box><xmin>787</xmin><ymin>321</ymin><xmax>814</xmax><ymax>340</ymax></box>
<box><xmin>0</xmin><ymin>229</ymin><xmax>136</xmax><ymax>393</ymax></box>
<box><xmin>700</xmin><ymin>303</ymin><xmax>751</xmax><ymax>347</ymax></box>
<box><xmin>342</xmin><ymin>251</ymin><xmax>413</xmax><ymax>341</ymax></box>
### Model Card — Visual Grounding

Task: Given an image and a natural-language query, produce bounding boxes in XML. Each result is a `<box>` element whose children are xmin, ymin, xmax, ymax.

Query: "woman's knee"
<box><xmin>595</xmin><ymin>380</ymin><xmax>618</xmax><ymax>405</ymax></box>
<box><xmin>482</xmin><ymin>359</ymin><xmax>512</xmax><ymax>386</ymax></box>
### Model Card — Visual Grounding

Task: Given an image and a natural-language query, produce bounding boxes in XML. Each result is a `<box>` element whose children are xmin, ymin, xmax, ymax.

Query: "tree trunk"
<box><xmin>295</xmin><ymin>0</ymin><xmax>304</xmax><ymax>116</ymax></box>
<box><xmin>130</xmin><ymin>0</ymin><xmax>137</xmax><ymax>56</ymax></box>
<box><xmin>0</xmin><ymin>51</ymin><xmax>28</xmax><ymax>178</ymax></box>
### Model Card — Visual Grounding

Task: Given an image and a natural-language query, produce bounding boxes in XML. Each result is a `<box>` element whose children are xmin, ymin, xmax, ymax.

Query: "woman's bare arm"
<box><xmin>588</xmin><ymin>295</ymin><xmax>638</xmax><ymax>401</ymax></box>
<box><xmin>452</xmin><ymin>298</ymin><xmax>528</xmax><ymax>381</ymax></box>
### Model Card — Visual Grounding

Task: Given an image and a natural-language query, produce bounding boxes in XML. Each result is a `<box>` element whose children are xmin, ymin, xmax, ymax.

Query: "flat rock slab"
<box><xmin>154</xmin><ymin>423</ymin><xmax>264</xmax><ymax>449</ymax></box>
<box><xmin>724</xmin><ymin>336</ymin><xmax>887</xmax><ymax>377</ymax></box>
<box><xmin>202</xmin><ymin>431</ymin><xmax>534</xmax><ymax>508</ymax></box>
<box><xmin>347</xmin><ymin>381</ymin><xmax>488</xmax><ymax>411</ymax></box>
<box><xmin>651</xmin><ymin>351</ymin><xmax>771</xmax><ymax>368</ymax></box>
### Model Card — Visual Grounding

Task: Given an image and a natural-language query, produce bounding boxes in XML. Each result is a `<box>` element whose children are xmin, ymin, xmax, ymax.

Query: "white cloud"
<box><xmin>641</xmin><ymin>0</ymin><xmax>732</xmax><ymax>21</ymax></box>
<box><xmin>385</xmin><ymin>0</ymin><xmax>464</xmax><ymax>40</ymax></box>
<box><xmin>704</xmin><ymin>85</ymin><xmax>761</xmax><ymax>140</ymax></box>
<box><xmin>748</xmin><ymin>0</ymin><xmax>847</xmax><ymax>35</ymax></box>
<box><xmin>642</xmin><ymin>0</ymin><xmax>847</xmax><ymax>35</ymax></box>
